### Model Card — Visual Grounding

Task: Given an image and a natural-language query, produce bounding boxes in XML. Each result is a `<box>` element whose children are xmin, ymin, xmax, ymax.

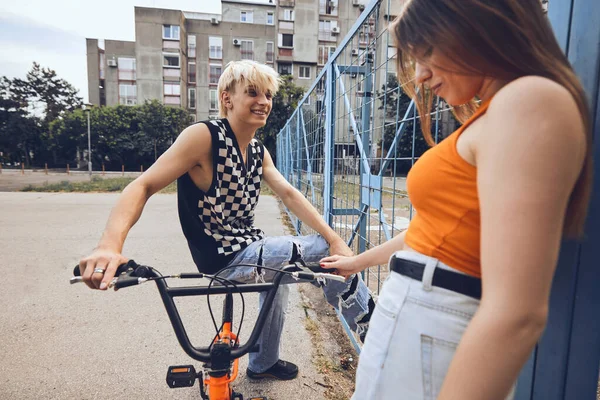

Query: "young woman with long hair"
<box><xmin>320</xmin><ymin>0</ymin><xmax>592</xmax><ymax>398</ymax></box>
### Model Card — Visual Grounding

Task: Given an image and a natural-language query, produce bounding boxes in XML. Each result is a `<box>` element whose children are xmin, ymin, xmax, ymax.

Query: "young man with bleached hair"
<box><xmin>79</xmin><ymin>60</ymin><xmax>374</xmax><ymax>381</ymax></box>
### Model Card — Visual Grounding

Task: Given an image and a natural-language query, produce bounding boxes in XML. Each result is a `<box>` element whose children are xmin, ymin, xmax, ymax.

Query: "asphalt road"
<box><xmin>0</xmin><ymin>192</ymin><xmax>327</xmax><ymax>400</ymax></box>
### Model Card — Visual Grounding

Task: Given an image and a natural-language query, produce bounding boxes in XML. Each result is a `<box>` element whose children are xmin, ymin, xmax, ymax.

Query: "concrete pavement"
<box><xmin>0</xmin><ymin>192</ymin><xmax>327</xmax><ymax>400</ymax></box>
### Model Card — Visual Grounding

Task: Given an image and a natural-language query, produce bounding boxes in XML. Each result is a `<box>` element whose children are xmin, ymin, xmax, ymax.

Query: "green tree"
<box><xmin>0</xmin><ymin>77</ymin><xmax>43</xmax><ymax>166</ymax></box>
<box><xmin>138</xmin><ymin>100</ymin><xmax>191</xmax><ymax>164</ymax></box>
<box><xmin>379</xmin><ymin>74</ymin><xmax>428</xmax><ymax>175</ymax></box>
<box><xmin>50</xmin><ymin>101</ymin><xmax>192</xmax><ymax>170</ymax></box>
<box><xmin>0</xmin><ymin>62</ymin><xmax>83</xmax><ymax>167</ymax></box>
<box><xmin>257</xmin><ymin>75</ymin><xmax>305</xmax><ymax>161</ymax></box>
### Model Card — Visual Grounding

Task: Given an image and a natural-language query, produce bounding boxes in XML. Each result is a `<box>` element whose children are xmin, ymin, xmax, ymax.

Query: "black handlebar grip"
<box><xmin>114</xmin><ymin>276</ymin><xmax>141</xmax><ymax>290</ymax></box>
<box><xmin>296</xmin><ymin>272</ymin><xmax>315</xmax><ymax>281</ymax></box>
<box><xmin>73</xmin><ymin>260</ymin><xmax>136</xmax><ymax>277</ymax></box>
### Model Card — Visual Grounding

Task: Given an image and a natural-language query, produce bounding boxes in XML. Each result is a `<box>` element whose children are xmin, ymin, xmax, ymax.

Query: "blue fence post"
<box><xmin>323</xmin><ymin>65</ymin><xmax>336</xmax><ymax>226</ymax></box>
<box><xmin>357</xmin><ymin>56</ymin><xmax>374</xmax><ymax>255</ymax></box>
<box><xmin>296</xmin><ymin>111</ymin><xmax>302</xmax><ymax>233</ymax></box>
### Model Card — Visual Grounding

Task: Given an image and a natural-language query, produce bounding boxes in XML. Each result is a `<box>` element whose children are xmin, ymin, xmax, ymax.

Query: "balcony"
<box><xmin>163</xmin><ymin>40</ymin><xmax>180</xmax><ymax>50</ymax></box>
<box><xmin>279</xmin><ymin>0</ymin><xmax>295</xmax><ymax>7</ymax></box>
<box><xmin>278</xmin><ymin>48</ymin><xmax>293</xmax><ymax>61</ymax></box>
<box><xmin>163</xmin><ymin>68</ymin><xmax>180</xmax><ymax>80</ymax></box>
<box><xmin>241</xmin><ymin>50</ymin><xmax>254</xmax><ymax>61</ymax></box>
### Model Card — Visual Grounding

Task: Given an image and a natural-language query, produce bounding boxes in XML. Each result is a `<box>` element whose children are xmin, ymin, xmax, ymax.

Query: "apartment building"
<box><xmin>85</xmin><ymin>0</ymin><xmax>402</xmax><ymax>121</ymax></box>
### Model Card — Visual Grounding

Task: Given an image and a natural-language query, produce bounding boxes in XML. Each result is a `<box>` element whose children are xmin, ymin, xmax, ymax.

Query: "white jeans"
<box><xmin>352</xmin><ymin>250</ymin><xmax>516</xmax><ymax>400</ymax></box>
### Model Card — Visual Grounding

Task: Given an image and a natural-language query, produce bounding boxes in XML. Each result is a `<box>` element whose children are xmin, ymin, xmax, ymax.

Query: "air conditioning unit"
<box><xmin>210</xmin><ymin>17</ymin><xmax>219</xmax><ymax>25</ymax></box>
<box><xmin>208</xmin><ymin>114</ymin><xmax>219</xmax><ymax>120</ymax></box>
<box><xmin>352</xmin><ymin>0</ymin><xmax>360</xmax><ymax>5</ymax></box>
<box><xmin>359</xmin><ymin>4</ymin><xmax>365</xmax><ymax>10</ymax></box>
<box><xmin>233</xmin><ymin>38</ymin><xmax>241</xmax><ymax>46</ymax></box>
<box><xmin>107</xmin><ymin>58</ymin><xmax>117</xmax><ymax>67</ymax></box>
<box><xmin>331</xmin><ymin>26</ymin><xmax>340</xmax><ymax>34</ymax></box>
<box><xmin>351</xmin><ymin>49</ymin><xmax>359</xmax><ymax>56</ymax></box>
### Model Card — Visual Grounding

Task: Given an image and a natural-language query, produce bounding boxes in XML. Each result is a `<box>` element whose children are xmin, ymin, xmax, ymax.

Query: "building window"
<box><xmin>267</xmin><ymin>12</ymin><xmax>274</xmax><ymax>25</ymax></box>
<box><xmin>188</xmin><ymin>61</ymin><xmax>196</xmax><ymax>84</ymax></box>
<box><xmin>299</xmin><ymin>66</ymin><xmax>311</xmax><ymax>79</ymax></box>
<box><xmin>164</xmin><ymin>83</ymin><xmax>180</xmax><ymax>96</ymax></box>
<box><xmin>319</xmin><ymin>20</ymin><xmax>337</xmax><ymax>41</ymax></box>
<box><xmin>209</xmin><ymin>90</ymin><xmax>218</xmax><ymax>110</ymax></box>
<box><xmin>278</xmin><ymin>63</ymin><xmax>292</xmax><ymax>76</ymax></box>
<box><xmin>283</xmin><ymin>9</ymin><xmax>294</xmax><ymax>21</ymax></box>
<box><xmin>119</xmin><ymin>84</ymin><xmax>137</xmax><ymax>105</ymax></box>
<box><xmin>279</xmin><ymin>33</ymin><xmax>294</xmax><ymax>48</ymax></box>
<box><xmin>209</xmin><ymin>37</ymin><xmax>223</xmax><ymax>59</ymax></box>
<box><xmin>319</xmin><ymin>0</ymin><xmax>338</xmax><ymax>16</ymax></box>
<box><xmin>266</xmin><ymin>42</ymin><xmax>274</xmax><ymax>63</ymax></box>
<box><xmin>163</xmin><ymin>53</ymin><xmax>180</xmax><ymax>68</ymax></box>
<box><xmin>188</xmin><ymin>35</ymin><xmax>196</xmax><ymax>58</ymax></box>
<box><xmin>163</xmin><ymin>25</ymin><xmax>180</xmax><ymax>40</ymax></box>
<box><xmin>241</xmin><ymin>40</ymin><xmax>254</xmax><ymax>60</ymax></box>
<box><xmin>164</xmin><ymin>83</ymin><xmax>180</xmax><ymax>105</ymax></box>
<box><xmin>241</xmin><ymin>11</ymin><xmax>253</xmax><ymax>23</ymax></box>
<box><xmin>318</xmin><ymin>46</ymin><xmax>336</xmax><ymax>65</ymax></box>
<box><xmin>117</xmin><ymin>57</ymin><xmax>136</xmax><ymax>80</ymax></box>
<box><xmin>99</xmin><ymin>53</ymin><xmax>105</xmax><ymax>80</ymax></box>
<box><xmin>209</xmin><ymin>65</ymin><xmax>222</xmax><ymax>85</ymax></box>
<box><xmin>188</xmin><ymin>88</ymin><xmax>196</xmax><ymax>109</ymax></box>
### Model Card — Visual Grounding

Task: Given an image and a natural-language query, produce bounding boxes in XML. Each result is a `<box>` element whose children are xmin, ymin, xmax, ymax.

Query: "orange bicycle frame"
<box><xmin>205</xmin><ymin>322</ymin><xmax>239</xmax><ymax>400</ymax></box>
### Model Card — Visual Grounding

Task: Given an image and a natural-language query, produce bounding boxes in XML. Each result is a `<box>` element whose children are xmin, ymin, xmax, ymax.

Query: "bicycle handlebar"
<box><xmin>71</xmin><ymin>260</ymin><xmax>342</xmax><ymax>363</ymax></box>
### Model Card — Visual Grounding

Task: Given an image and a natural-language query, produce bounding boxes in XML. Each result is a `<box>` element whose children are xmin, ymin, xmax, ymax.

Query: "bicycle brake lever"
<box><xmin>290</xmin><ymin>271</ymin><xmax>347</xmax><ymax>283</ymax></box>
<box><xmin>313</xmin><ymin>273</ymin><xmax>347</xmax><ymax>283</ymax></box>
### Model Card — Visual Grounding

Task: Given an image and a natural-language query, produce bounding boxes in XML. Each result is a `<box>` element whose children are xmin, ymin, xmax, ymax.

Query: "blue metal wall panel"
<box><xmin>523</xmin><ymin>0</ymin><xmax>600</xmax><ymax>399</ymax></box>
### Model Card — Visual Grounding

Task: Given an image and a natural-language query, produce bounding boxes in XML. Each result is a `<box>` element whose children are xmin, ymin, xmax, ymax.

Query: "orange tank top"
<box><xmin>404</xmin><ymin>99</ymin><xmax>492</xmax><ymax>278</ymax></box>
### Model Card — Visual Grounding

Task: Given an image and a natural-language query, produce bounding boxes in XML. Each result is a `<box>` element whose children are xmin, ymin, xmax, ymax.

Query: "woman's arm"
<box><xmin>438</xmin><ymin>77</ymin><xmax>586</xmax><ymax>400</ymax></box>
<box><xmin>319</xmin><ymin>230</ymin><xmax>407</xmax><ymax>276</ymax></box>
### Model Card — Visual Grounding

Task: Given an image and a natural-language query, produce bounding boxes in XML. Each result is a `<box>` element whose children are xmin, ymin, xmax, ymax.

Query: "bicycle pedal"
<box><xmin>166</xmin><ymin>365</ymin><xmax>197</xmax><ymax>388</ymax></box>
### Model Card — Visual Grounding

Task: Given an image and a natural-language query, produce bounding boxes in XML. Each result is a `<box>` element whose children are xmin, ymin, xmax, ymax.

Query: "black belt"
<box><xmin>390</xmin><ymin>256</ymin><xmax>482</xmax><ymax>300</ymax></box>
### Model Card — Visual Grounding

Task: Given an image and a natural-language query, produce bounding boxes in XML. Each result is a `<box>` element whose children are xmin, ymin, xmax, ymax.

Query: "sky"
<box><xmin>0</xmin><ymin>0</ymin><xmax>231</xmax><ymax>103</ymax></box>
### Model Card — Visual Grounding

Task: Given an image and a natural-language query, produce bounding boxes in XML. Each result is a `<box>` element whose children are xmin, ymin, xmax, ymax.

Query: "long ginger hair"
<box><xmin>390</xmin><ymin>0</ymin><xmax>592</xmax><ymax>238</ymax></box>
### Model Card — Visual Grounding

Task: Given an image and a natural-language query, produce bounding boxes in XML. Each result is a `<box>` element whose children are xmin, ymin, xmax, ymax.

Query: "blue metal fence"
<box><xmin>276</xmin><ymin>0</ymin><xmax>459</xmax><ymax>300</ymax></box>
<box><xmin>276</xmin><ymin>0</ymin><xmax>600</xmax><ymax>397</ymax></box>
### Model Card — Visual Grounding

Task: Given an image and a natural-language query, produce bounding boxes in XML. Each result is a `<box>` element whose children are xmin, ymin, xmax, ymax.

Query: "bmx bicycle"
<box><xmin>71</xmin><ymin>260</ymin><xmax>344</xmax><ymax>400</ymax></box>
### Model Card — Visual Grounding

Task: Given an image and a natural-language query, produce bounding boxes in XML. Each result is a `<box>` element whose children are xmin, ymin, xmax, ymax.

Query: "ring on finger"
<box><xmin>93</xmin><ymin>268</ymin><xmax>106</xmax><ymax>274</ymax></box>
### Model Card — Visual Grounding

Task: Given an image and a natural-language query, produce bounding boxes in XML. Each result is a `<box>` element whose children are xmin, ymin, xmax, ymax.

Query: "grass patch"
<box><xmin>19</xmin><ymin>176</ymin><xmax>277</xmax><ymax>195</ymax></box>
<box><xmin>21</xmin><ymin>176</ymin><xmax>178</xmax><ymax>194</ymax></box>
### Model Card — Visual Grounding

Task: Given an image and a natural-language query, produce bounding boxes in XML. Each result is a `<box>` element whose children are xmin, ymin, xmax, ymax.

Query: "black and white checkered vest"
<box><xmin>178</xmin><ymin>119</ymin><xmax>265</xmax><ymax>273</ymax></box>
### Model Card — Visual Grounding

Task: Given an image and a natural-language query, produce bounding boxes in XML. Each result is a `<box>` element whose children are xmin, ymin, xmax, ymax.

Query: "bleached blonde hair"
<box><xmin>217</xmin><ymin>60</ymin><xmax>282</xmax><ymax>117</ymax></box>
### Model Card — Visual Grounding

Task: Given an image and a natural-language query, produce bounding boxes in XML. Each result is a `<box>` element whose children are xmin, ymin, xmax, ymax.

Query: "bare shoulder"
<box><xmin>483</xmin><ymin>76</ymin><xmax>586</xmax><ymax>159</ymax></box>
<box><xmin>488</xmin><ymin>76</ymin><xmax>584</xmax><ymax>134</ymax></box>
<box><xmin>173</xmin><ymin>122</ymin><xmax>213</xmax><ymax>162</ymax></box>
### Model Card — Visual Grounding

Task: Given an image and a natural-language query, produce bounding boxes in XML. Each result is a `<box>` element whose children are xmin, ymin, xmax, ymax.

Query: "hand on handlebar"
<box><xmin>78</xmin><ymin>248</ymin><xmax>129</xmax><ymax>290</ymax></box>
<box><xmin>319</xmin><ymin>255</ymin><xmax>363</xmax><ymax>279</ymax></box>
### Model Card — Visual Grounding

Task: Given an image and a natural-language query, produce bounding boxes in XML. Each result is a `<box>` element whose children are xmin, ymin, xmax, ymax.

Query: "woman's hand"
<box><xmin>320</xmin><ymin>254</ymin><xmax>364</xmax><ymax>278</ymax></box>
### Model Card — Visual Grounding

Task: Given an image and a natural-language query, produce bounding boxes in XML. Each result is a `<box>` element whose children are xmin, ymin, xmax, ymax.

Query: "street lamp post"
<box><xmin>83</xmin><ymin>103</ymin><xmax>93</xmax><ymax>177</ymax></box>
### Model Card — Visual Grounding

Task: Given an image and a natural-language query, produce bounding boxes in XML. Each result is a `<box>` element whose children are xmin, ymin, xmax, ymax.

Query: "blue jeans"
<box><xmin>221</xmin><ymin>235</ymin><xmax>372</xmax><ymax>373</ymax></box>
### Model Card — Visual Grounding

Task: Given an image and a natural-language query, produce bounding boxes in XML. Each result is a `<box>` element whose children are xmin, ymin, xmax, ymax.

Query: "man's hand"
<box><xmin>319</xmin><ymin>254</ymin><xmax>363</xmax><ymax>278</ymax></box>
<box><xmin>79</xmin><ymin>248</ymin><xmax>129</xmax><ymax>291</ymax></box>
<box><xmin>328</xmin><ymin>238</ymin><xmax>353</xmax><ymax>258</ymax></box>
